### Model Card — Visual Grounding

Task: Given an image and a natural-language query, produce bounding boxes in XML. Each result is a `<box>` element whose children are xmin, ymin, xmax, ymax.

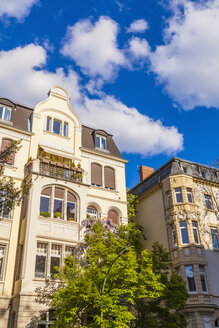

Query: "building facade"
<box><xmin>0</xmin><ymin>86</ymin><xmax>128</xmax><ymax>327</ymax></box>
<box><xmin>130</xmin><ymin>158</ymin><xmax>219</xmax><ymax>328</ymax></box>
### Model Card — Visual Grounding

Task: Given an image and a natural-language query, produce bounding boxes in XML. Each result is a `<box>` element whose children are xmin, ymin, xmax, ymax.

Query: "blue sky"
<box><xmin>0</xmin><ymin>0</ymin><xmax>218</xmax><ymax>188</ymax></box>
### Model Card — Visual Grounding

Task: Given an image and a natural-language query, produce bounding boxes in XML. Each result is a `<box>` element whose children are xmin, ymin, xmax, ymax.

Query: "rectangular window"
<box><xmin>63</xmin><ymin>122</ymin><xmax>68</xmax><ymax>137</ymax></box>
<box><xmin>46</xmin><ymin>117</ymin><xmax>51</xmax><ymax>131</ymax></box>
<box><xmin>210</xmin><ymin>227</ymin><xmax>219</xmax><ymax>249</ymax></box>
<box><xmin>96</xmin><ymin>135</ymin><xmax>107</xmax><ymax>150</ymax></box>
<box><xmin>205</xmin><ymin>195</ymin><xmax>213</xmax><ymax>210</ymax></box>
<box><xmin>170</xmin><ymin>224</ymin><xmax>178</xmax><ymax>247</ymax></box>
<box><xmin>179</xmin><ymin>221</ymin><xmax>189</xmax><ymax>244</ymax></box>
<box><xmin>187</xmin><ymin>188</ymin><xmax>193</xmax><ymax>203</ymax></box>
<box><xmin>192</xmin><ymin>221</ymin><xmax>200</xmax><ymax>244</ymax></box>
<box><xmin>35</xmin><ymin>243</ymin><xmax>47</xmax><ymax>278</ymax></box>
<box><xmin>66</xmin><ymin>201</ymin><xmax>75</xmax><ymax>220</ymax></box>
<box><xmin>40</xmin><ymin>196</ymin><xmax>50</xmax><ymax>214</ymax></box>
<box><xmin>53</xmin><ymin>198</ymin><xmax>63</xmax><ymax>218</ymax></box>
<box><xmin>175</xmin><ymin>187</ymin><xmax>183</xmax><ymax>203</ymax></box>
<box><xmin>166</xmin><ymin>191</ymin><xmax>171</xmax><ymax>207</ymax></box>
<box><xmin>199</xmin><ymin>265</ymin><xmax>208</xmax><ymax>292</ymax></box>
<box><xmin>0</xmin><ymin>106</ymin><xmax>11</xmax><ymax>121</ymax></box>
<box><xmin>185</xmin><ymin>265</ymin><xmax>196</xmax><ymax>292</ymax></box>
<box><xmin>65</xmin><ymin>246</ymin><xmax>75</xmax><ymax>257</ymax></box>
<box><xmin>53</xmin><ymin>120</ymin><xmax>61</xmax><ymax>135</ymax></box>
<box><xmin>50</xmin><ymin>245</ymin><xmax>61</xmax><ymax>278</ymax></box>
<box><xmin>175</xmin><ymin>266</ymin><xmax>180</xmax><ymax>275</ymax></box>
<box><xmin>0</xmin><ymin>246</ymin><xmax>6</xmax><ymax>280</ymax></box>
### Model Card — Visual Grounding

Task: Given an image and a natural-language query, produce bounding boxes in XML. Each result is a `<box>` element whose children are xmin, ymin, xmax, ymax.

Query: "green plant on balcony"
<box><xmin>75</xmin><ymin>172</ymin><xmax>82</xmax><ymax>180</ymax></box>
<box><xmin>27</xmin><ymin>156</ymin><xmax>33</xmax><ymax>163</ymax></box>
<box><xmin>40</xmin><ymin>212</ymin><xmax>50</xmax><ymax>218</ymax></box>
<box><xmin>54</xmin><ymin>212</ymin><xmax>62</xmax><ymax>219</ymax></box>
<box><xmin>71</xmin><ymin>161</ymin><xmax>76</xmax><ymax>168</ymax></box>
<box><xmin>57</xmin><ymin>168</ymin><xmax>64</xmax><ymax>177</ymax></box>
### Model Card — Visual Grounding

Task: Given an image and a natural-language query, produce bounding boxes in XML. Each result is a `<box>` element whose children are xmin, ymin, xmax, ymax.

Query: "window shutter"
<box><xmin>108</xmin><ymin>210</ymin><xmax>119</xmax><ymax>225</ymax></box>
<box><xmin>91</xmin><ymin>163</ymin><xmax>102</xmax><ymax>186</ymax></box>
<box><xmin>104</xmin><ymin>167</ymin><xmax>115</xmax><ymax>189</ymax></box>
<box><xmin>1</xmin><ymin>139</ymin><xmax>15</xmax><ymax>165</ymax></box>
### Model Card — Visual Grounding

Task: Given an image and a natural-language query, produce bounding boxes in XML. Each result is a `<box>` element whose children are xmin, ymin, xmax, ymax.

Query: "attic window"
<box><xmin>96</xmin><ymin>135</ymin><xmax>106</xmax><ymax>150</ymax></box>
<box><xmin>0</xmin><ymin>106</ymin><xmax>11</xmax><ymax>122</ymax></box>
<box><xmin>46</xmin><ymin>117</ymin><xmax>68</xmax><ymax>137</ymax></box>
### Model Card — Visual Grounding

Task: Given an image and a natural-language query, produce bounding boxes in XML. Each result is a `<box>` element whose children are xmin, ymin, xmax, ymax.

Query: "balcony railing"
<box><xmin>25</xmin><ymin>159</ymin><xmax>83</xmax><ymax>183</ymax></box>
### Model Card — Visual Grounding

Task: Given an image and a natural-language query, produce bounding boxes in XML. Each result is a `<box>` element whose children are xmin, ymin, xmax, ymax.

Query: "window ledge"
<box><xmin>38</xmin><ymin>215</ymin><xmax>79</xmax><ymax>224</ymax></box>
<box><xmin>43</xmin><ymin>130</ymin><xmax>71</xmax><ymax>140</ymax></box>
<box><xmin>0</xmin><ymin>119</ymin><xmax>13</xmax><ymax>126</ymax></box>
<box><xmin>95</xmin><ymin>147</ymin><xmax>109</xmax><ymax>153</ymax></box>
<box><xmin>90</xmin><ymin>185</ymin><xmax>118</xmax><ymax>194</ymax></box>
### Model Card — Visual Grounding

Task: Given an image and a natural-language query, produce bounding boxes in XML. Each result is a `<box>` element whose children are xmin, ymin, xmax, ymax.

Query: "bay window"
<box><xmin>50</xmin><ymin>245</ymin><xmax>61</xmax><ymax>278</ymax></box>
<box><xmin>192</xmin><ymin>221</ymin><xmax>200</xmax><ymax>244</ymax></box>
<box><xmin>187</xmin><ymin>188</ymin><xmax>193</xmax><ymax>203</ymax></box>
<box><xmin>35</xmin><ymin>243</ymin><xmax>47</xmax><ymax>278</ymax></box>
<box><xmin>170</xmin><ymin>224</ymin><xmax>178</xmax><ymax>247</ymax></box>
<box><xmin>175</xmin><ymin>187</ymin><xmax>183</xmax><ymax>203</ymax></box>
<box><xmin>199</xmin><ymin>265</ymin><xmax>208</xmax><ymax>292</ymax></box>
<box><xmin>0</xmin><ymin>245</ymin><xmax>6</xmax><ymax>280</ymax></box>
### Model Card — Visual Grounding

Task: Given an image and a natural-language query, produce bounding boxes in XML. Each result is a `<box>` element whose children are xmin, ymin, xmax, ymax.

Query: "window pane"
<box><xmin>199</xmin><ymin>266</ymin><xmax>207</xmax><ymax>292</ymax></box>
<box><xmin>54</xmin><ymin>199</ymin><xmax>63</xmax><ymax>218</ymax></box>
<box><xmin>0</xmin><ymin>246</ymin><xmax>5</xmax><ymax>279</ymax></box>
<box><xmin>180</xmin><ymin>221</ymin><xmax>189</xmax><ymax>244</ymax></box>
<box><xmin>40</xmin><ymin>196</ymin><xmax>50</xmax><ymax>214</ymax></box>
<box><xmin>35</xmin><ymin>255</ymin><xmax>46</xmax><ymax>277</ymax></box>
<box><xmin>101</xmin><ymin>137</ymin><xmax>106</xmax><ymax>149</ymax></box>
<box><xmin>96</xmin><ymin>136</ymin><xmax>100</xmax><ymax>148</ymax></box>
<box><xmin>187</xmin><ymin>188</ymin><xmax>193</xmax><ymax>203</ymax></box>
<box><xmin>211</xmin><ymin>228</ymin><xmax>219</xmax><ymax>249</ymax></box>
<box><xmin>205</xmin><ymin>195</ymin><xmax>213</xmax><ymax>209</ymax></box>
<box><xmin>192</xmin><ymin>222</ymin><xmax>199</xmax><ymax>244</ymax></box>
<box><xmin>87</xmin><ymin>207</ymin><xmax>97</xmax><ymax>219</ymax></box>
<box><xmin>63</xmin><ymin>123</ymin><xmax>68</xmax><ymax>137</ymax></box>
<box><xmin>170</xmin><ymin>224</ymin><xmax>177</xmax><ymax>247</ymax></box>
<box><xmin>53</xmin><ymin>120</ymin><xmax>61</xmax><ymax>134</ymax></box>
<box><xmin>185</xmin><ymin>265</ymin><xmax>196</xmax><ymax>292</ymax></box>
<box><xmin>67</xmin><ymin>202</ymin><xmax>75</xmax><ymax>220</ymax></box>
<box><xmin>0</xmin><ymin>106</ymin><xmax>3</xmax><ymax>119</ymax></box>
<box><xmin>3</xmin><ymin>107</ymin><xmax>11</xmax><ymax>121</ymax></box>
<box><xmin>175</xmin><ymin>187</ymin><xmax>183</xmax><ymax>203</ymax></box>
<box><xmin>50</xmin><ymin>257</ymin><xmax>60</xmax><ymax>277</ymax></box>
<box><xmin>46</xmin><ymin>117</ymin><xmax>51</xmax><ymax>131</ymax></box>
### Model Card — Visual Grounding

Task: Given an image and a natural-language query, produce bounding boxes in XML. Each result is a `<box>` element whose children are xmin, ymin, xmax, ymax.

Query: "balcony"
<box><xmin>24</xmin><ymin>159</ymin><xmax>83</xmax><ymax>183</ymax></box>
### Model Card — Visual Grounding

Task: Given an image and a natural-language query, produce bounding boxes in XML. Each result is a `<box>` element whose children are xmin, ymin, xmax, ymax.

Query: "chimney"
<box><xmin>139</xmin><ymin>165</ymin><xmax>154</xmax><ymax>182</ymax></box>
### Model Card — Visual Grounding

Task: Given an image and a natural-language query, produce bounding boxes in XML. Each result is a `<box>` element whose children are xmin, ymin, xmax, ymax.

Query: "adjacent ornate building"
<box><xmin>130</xmin><ymin>158</ymin><xmax>219</xmax><ymax>328</ymax></box>
<box><xmin>0</xmin><ymin>86</ymin><xmax>128</xmax><ymax>327</ymax></box>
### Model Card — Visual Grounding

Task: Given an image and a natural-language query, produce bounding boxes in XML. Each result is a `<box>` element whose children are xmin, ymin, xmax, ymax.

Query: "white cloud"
<box><xmin>127</xmin><ymin>19</ymin><xmax>149</xmax><ymax>33</ymax></box>
<box><xmin>61</xmin><ymin>16</ymin><xmax>126</xmax><ymax>81</ymax></box>
<box><xmin>149</xmin><ymin>0</ymin><xmax>219</xmax><ymax>109</ymax></box>
<box><xmin>0</xmin><ymin>0</ymin><xmax>37</xmax><ymax>20</ymax></box>
<box><xmin>0</xmin><ymin>44</ymin><xmax>183</xmax><ymax>156</ymax></box>
<box><xmin>129</xmin><ymin>37</ymin><xmax>150</xmax><ymax>59</ymax></box>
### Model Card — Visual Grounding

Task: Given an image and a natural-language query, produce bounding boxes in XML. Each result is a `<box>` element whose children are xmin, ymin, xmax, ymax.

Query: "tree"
<box><xmin>0</xmin><ymin>139</ymin><xmax>29</xmax><ymax>217</ymax></box>
<box><xmin>36</xmin><ymin>194</ymin><xmax>188</xmax><ymax>328</ymax></box>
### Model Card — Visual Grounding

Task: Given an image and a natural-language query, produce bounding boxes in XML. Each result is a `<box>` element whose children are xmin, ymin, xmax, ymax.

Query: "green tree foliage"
<box><xmin>37</xmin><ymin>194</ymin><xmax>188</xmax><ymax>328</ymax></box>
<box><xmin>0</xmin><ymin>139</ymin><xmax>30</xmax><ymax>216</ymax></box>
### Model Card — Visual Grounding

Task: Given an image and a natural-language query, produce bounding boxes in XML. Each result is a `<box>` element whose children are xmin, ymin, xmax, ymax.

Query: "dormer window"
<box><xmin>96</xmin><ymin>135</ymin><xmax>106</xmax><ymax>150</ymax></box>
<box><xmin>46</xmin><ymin>117</ymin><xmax>68</xmax><ymax>137</ymax></box>
<box><xmin>0</xmin><ymin>106</ymin><xmax>11</xmax><ymax>122</ymax></box>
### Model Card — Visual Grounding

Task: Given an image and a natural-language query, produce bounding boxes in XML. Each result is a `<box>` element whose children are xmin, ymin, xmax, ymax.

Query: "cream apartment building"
<box><xmin>0</xmin><ymin>86</ymin><xmax>128</xmax><ymax>327</ymax></box>
<box><xmin>130</xmin><ymin>158</ymin><xmax>219</xmax><ymax>328</ymax></box>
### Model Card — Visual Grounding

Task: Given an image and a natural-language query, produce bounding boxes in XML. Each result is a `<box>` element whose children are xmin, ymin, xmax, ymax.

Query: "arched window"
<box><xmin>108</xmin><ymin>209</ymin><xmax>119</xmax><ymax>225</ymax></box>
<box><xmin>39</xmin><ymin>186</ymin><xmax>77</xmax><ymax>221</ymax></box>
<box><xmin>104</xmin><ymin>167</ymin><xmax>115</xmax><ymax>190</ymax></box>
<box><xmin>91</xmin><ymin>163</ymin><xmax>102</xmax><ymax>187</ymax></box>
<box><xmin>0</xmin><ymin>138</ymin><xmax>15</xmax><ymax>165</ymax></box>
<box><xmin>87</xmin><ymin>206</ymin><xmax>98</xmax><ymax>219</ymax></box>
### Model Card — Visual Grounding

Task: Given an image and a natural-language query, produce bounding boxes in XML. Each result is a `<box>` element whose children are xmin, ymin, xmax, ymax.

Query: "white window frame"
<box><xmin>0</xmin><ymin>105</ymin><xmax>11</xmax><ymax>121</ymax></box>
<box><xmin>87</xmin><ymin>207</ymin><xmax>98</xmax><ymax>219</ymax></box>
<box><xmin>179</xmin><ymin>221</ymin><xmax>189</xmax><ymax>245</ymax></box>
<box><xmin>96</xmin><ymin>135</ymin><xmax>107</xmax><ymax>150</ymax></box>
<box><xmin>45</xmin><ymin>117</ymin><xmax>68</xmax><ymax>137</ymax></box>
<box><xmin>35</xmin><ymin>243</ymin><xmax>48</xmax><ymax>278</ymax></box>
<box><xmin>192</xmin><ymin>221</ymin><xmax>200</xmax><ymax>245</ymax></box>
<box><xmin>0</xmin><ymin>245</ymin><xmax>6</xmax><ymax>280</ymax></box>
<box><xmin>174</xmin><ymin>187</ymin><xmax>183</xmax><ymax>203</ymax></box>
<box><xmin>210</xmin><ymin>227</ymin><xmax>219</xmax><ymax>249</ymax></box>
<box><xmin>204</xmin><ymin>194</ymin><xmax>213</xmax><ymax>210</ymax></box>
<box><xmin>199</xmin><ymin>265</ymin><xmax>208</xmax><ymax>293</ymax></box>
<box><xmin>50</xmin><ymin>245</ymin><xmax>62</xmax><ymax>278</ymax></box>
<box><xmin>185</xmin><ymin>265</ymin><xmax>196</xmax><ymax>293</ymax></box>
<box><xmin>170</xmin><ymin>224</ymin><xmax>178</xmax><ymax>247</ymax></box>
<box><xmin>187</xmin><ymin>188</ymin><xmax>193</xmax><ymax>203</ymax></box>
